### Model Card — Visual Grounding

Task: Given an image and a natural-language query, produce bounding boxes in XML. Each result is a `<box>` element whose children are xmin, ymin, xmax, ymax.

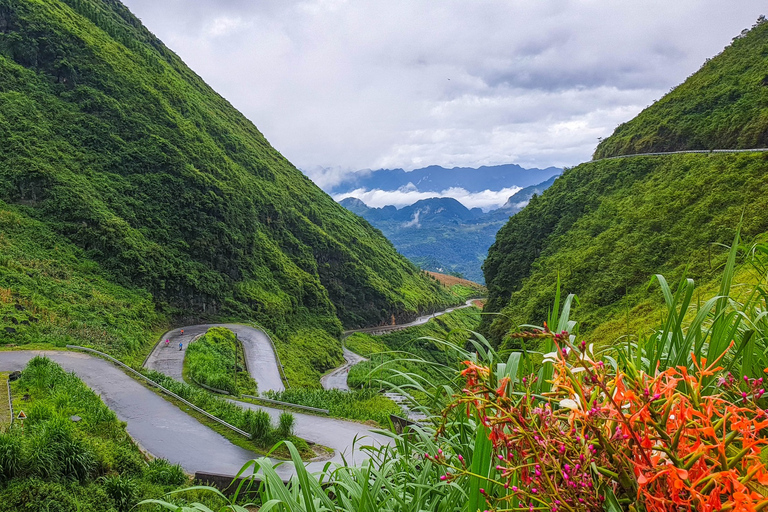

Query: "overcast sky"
<box><xmin>121</xmin><ymin>0</ymin><xmax>764</xmax><ymax>188</ymax></box>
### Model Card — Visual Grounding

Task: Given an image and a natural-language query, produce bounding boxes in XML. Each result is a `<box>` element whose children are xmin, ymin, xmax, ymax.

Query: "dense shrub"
<box><xmin>0</xmin><ymin>357</ymin><xmax>192</xmax><ymax>510</ymax></box>
<box><xmin>186</xmin><ymin>327</ymin><xmax>256</xmax><ymax>395</ymax></box>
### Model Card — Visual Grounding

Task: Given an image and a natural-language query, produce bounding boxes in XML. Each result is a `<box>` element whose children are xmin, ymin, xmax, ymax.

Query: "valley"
<box><xmin>2</xmin><ymin>1</ymin><xmax>768</xmax><ymax>511</ymax></box>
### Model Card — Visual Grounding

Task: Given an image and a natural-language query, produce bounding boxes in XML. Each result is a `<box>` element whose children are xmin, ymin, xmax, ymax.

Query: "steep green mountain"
<box><xmin>594</xmin><ymin>17</ymin><xmax>768</xmax><ymax>158</ymax></box>
<box><xmin>0</xmin><ymin>0</ymin><xmax>455</xmax><ymax>373</ymax></box>
<box><xmin>483</xmin><ymin>18</ymin><xmax>768</xmax><ymax>345</ymax></box>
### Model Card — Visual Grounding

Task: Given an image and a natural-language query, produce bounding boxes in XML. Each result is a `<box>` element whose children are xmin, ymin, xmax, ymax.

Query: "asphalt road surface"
<box><xmin>146</xmin><ymin>324</ymin><xmax>285</xmax><ymax>392</ymax></box>
<box><xmin>320</xmin><ymin>348</ymin><xmax>367</xmax><ymax>391</ymax></box>
<box><xmin>0</xmin><ymin>350</ymin><xmax>390</xmax><ymax>477</ymax></box>
<box><xmin>0</xmin><ymin>351</ymin><xmax>261</xmax><ymax>475</ymax></box>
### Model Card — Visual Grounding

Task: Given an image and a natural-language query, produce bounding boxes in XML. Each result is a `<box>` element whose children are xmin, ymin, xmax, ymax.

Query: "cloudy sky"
<box><xmin>122</xmin><ymin>0</ymin><xmax>763</xmax><ymax>191</ymax></box>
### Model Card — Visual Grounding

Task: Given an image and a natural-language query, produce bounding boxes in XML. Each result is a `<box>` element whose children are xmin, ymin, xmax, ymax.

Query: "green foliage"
<box><xmin>0</xmin><ymin>0</ymin><xmax>455</xmax><ymax>367</ymax></box>
<box><xmin>594</xmin><ymin>18</ymin><xmax>768</xmax><ymax>158</ymax></box>
<box><xmin>142</xmin><ymin>369</ymin><xmax>307</xmax><ymax>453</ymax></box>
<box><xmin>263</xmin><ymin>388</ymin><xmax>403</xmax><ymax>426</ymax></box>
<box><xmin>346</xmin><ymin>307</ymin><xmax>481</xmax><ymax>399</ymax></box>
<box><xmin>186</xmin><ymin>327</ymin><xmax>256</xmax><ymax>395</ymax></box>
<box><xmin>100</xmin><ymin>474</ymin><xmax>137</xmax><ymax>512</ymax></box>
<box><xmin>0</xmin><ymin>431</ymin><xmax>22</xmax><ymax>480</ymax></box>
<box><xmin>0</xmin><ymin>356</ymin><xmax>194</xmax><ymax>511</ymax></box>
<box><xmin>448</xmin><ymin>284</ymin><xmax>483</xmax><ymax>301</ymax></box>
<box><xmin>276</xmin><ymin>328</ymin><xmax>344</xmax><ymax>388</ymax></box>
<box><xmin>277</xmin><ymin>412</ymin><xmax>294</xmax><ymax>439</ymax></box>
<box><xmin>483</xmin><ymin>152</ymin><xmax>768</xmax><ymax>345</ymax></box>
<box><xmin>143</xmin><ymin>459</ymin><xmax>186</xmax><ymax>487</ymax></box>
<box><xmin>241</xmin><ymin>408</ymin><xmax>271</xmax><ymax>442</ymax></box>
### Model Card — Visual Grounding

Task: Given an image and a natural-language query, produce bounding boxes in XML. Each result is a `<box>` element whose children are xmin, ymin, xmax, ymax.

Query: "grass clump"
<box><xmin>262</xmin><ymin>388</ymin><xmax>402</xmax><ymax>426</ymax></box>
<box><xmin>0</xmin><ymin>356</ymin><xmax>194</xmax><ymax>512</ymax></box>
<box><xmin>185</xmin><ymin>327</ymin><xmax>256</xmax><ymax>396</ymax></box>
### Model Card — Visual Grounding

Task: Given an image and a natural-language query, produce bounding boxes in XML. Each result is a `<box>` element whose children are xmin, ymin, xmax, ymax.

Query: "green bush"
<box><xmin>186</xmin><ymin>327</ymin><xmax>256</xmax><ymax>395</ymax></box>
<box><xmin>241</xmin><ymin>408</ymin><xmax>271</xmax><ymax>442</ymax></box>
<box><xmin>101</xmin><ymin>474</ymin><xmax>138</xmax><ymax>512</ymax></box>
<box><xmin>143</xmin><ymin>459</ymin><xmax>187</xmax><ymax>487</ymax></box>
<box><xmin>0</xmin><ymin>431</ymin><xmax>23</xmax><ymax>480</ymax></box>
<box><xmin>263</xmin><ymin>388</ymin><xmax>402</xmax><ymax>426</ymax></box>
<box><xmin>277</xmin><ymin>412</ymin><xmax>294</xmax><ymax>439</ymax></box>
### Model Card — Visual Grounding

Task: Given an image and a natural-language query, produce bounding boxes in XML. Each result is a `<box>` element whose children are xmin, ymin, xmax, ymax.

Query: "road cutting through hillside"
<box><xmin>0</xmin><ymin>301</ymin><xmax>478</xmax><ymax>477</ymax></box>
<box><xmin>0</xmin><ymin>349</ymin><xmax>390</xmax><ymax>478</ymax></box>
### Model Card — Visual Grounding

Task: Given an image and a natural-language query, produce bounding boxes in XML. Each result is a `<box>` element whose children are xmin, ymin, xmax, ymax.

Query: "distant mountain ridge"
<box><xmin>339</xmin><ymin>176</ymin><xmax>559</xmax><ymax>282</ymax></box>
<box><xmin>327</xmin><ymin>164</ymin><xmax>562</xmax><ymax>194</ymax></box>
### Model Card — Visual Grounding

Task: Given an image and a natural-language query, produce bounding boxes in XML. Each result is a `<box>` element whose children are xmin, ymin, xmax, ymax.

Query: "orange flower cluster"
<box><xmin>440</xmin><ymin>332</ymin><xmax>768</xmax><ymax>511</ymax></box>
<box><xmin>611</xmin><ymin>362</ymin><xmax>768</xmax><ymax>511</ymax></box>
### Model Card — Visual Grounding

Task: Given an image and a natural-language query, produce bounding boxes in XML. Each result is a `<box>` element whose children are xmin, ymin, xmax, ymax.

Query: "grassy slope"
<box><xmin>483</xmin><ymin>153</ymin><xmax>768</xmax><ymax>344</ymax></box>
<box><xmin>426</xmin><ymin>271</ymin><xmax>486</xmax><ymax>301</ymax></box>
<box><xmin>484</xmin><ymin>20</ymin><xmax>768</xmax><ymax>346</ymax></box>
<box><xmin>1</xmin><ymin>357</ymin><xmax>205</xmax><ymax>512</ymax></box>
<box><xmin>0</xmin><ymin>0</ymin><xmax>455</xmax><ymax>369</ymax></box>
<box><xmin>346</xmin><ymin>306</ymin><xmax>481</xmax><ymax>390</ymax></box>
<box><xmin>594</xmin><ymin>18</ymin><xmax>768</xmax><ymax>158</ymax></box>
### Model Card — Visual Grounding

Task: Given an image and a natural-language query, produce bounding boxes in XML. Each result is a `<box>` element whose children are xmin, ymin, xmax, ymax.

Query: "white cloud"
<box><xmin>205</xmin><ymin>16</ymin><xmax>250</xmax><ymax>37</ymax></box>
<box><xmin>334</xmin><ymin>186</ymin><xmax>522</xmax><ymax>211</ymax></box>
<box><xmin>122</xmin><ymin>0</ymin><xmax>765</xmax><ymax>176</ymax></box>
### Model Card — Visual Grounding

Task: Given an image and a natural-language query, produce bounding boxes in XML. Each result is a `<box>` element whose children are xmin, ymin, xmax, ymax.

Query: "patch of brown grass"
<box><xmin>426</xmin><ymin>271</ymin><xmax>485</xmax><ymax>290</ymax></box>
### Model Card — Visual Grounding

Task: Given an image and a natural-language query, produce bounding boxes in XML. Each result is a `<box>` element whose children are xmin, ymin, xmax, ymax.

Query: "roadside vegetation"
<box><xmin>143</xmin><ymin>238</ymin><xmax>768</xmax><ymax>511</ymax></box>
<box><xmin>141</xmin><ymin>369</ymin><xmax>309</xmax><ymax>460</ymax></box>
<box><xmin>261</xmin><ymin>388</ymin><xmax>402</xmax><ymax>426</ymax></box>
<box><xmin>184</xmin><ymin>327</ymin><xmax>256</xmax><ymax>396</ymax></box>
<box><xmin>0</xmin><ymin>356</ymin><xmax>212</xmax><ymax>512</ymax></box>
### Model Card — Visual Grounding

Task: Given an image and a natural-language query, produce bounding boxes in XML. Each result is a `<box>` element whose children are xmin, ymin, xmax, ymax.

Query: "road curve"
<box><xmin>320</xmin><ymin>348</ymin><xmax>367</xmax><ymax>391</ymax></box>
<box><xmin>146</xmin><ymin>324</ymin><xmax>285</xmax><ymax>392</ymax></box>
<box><xmin>322</xmin><ymin>299</ymin><xmax>481</xmax><ymax>391</ymax></box>
<box><xmin>342</xmin><ymin>299</ymin><xmax>478</xmax><ymax>336</ymax></box>
<box><xmin>0</xmin><ymin>350</ymin><xmax>390</xmax><ymax>477</ymax></box>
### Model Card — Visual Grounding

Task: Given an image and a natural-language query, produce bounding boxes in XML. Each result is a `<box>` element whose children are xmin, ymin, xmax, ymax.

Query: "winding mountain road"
<box><xmin>0</xmin><ymin>301</ymin><xmax>479</xmax><ymax>476</ymax></box>
<box><xmin>0</xmin><ymin>347</ymin><xmax>390</xmax><ymax>477</ymax></box>
<box><xmin>147</xmin><ymin>324</ymin><xmax>285</xmax><ymax>392</ymax></box>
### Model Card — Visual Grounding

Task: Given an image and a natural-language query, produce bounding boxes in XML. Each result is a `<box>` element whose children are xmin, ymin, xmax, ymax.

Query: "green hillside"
<box><xmin>594</xmin><ymin>17</ymin><xmax>768</xmax><ymax>158</ymax></box>
<box><xmin>483</xmin><ymin>18</ymin><xmax>768</xmax><ymax>345</ymax></box>
<box><xmin>0</xmin><ymin>0</ymin><xmax>455</xmax><ymax>369</ymax></box>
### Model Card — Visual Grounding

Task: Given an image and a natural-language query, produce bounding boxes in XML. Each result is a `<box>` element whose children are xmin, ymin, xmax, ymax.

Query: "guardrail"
<box><xmin>66</xmin><ymin>345</ymin><xmax>252</xmax><ymax>439</ymax></box>
<box><xmin>6</xmin><ymin>378</ymin><xmax>13</xmax><ymax>426</ymax></box>
<box><xmin>191</xmin><ymin>375</ymin><xmax>232</xmax><ymax>396</ymax></box>
<box><xmin>241</xmin><ymin>395</ymin><xmax>329</xmax><ymax>415</ymax></box>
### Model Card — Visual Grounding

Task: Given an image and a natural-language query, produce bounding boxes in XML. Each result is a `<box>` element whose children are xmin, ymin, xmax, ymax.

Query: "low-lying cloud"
<box><xmin>334</xmin><ymin>185</ymin><xmax>522</xmax><ymax>211</ymax></box>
